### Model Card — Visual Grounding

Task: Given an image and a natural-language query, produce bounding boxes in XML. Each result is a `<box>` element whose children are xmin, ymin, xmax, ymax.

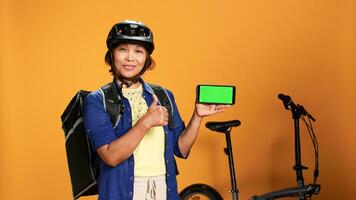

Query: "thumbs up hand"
<box><xmin>139</xmin><ymin>95</ymin><xmax>169</xmax><ymax>129</ymax></box>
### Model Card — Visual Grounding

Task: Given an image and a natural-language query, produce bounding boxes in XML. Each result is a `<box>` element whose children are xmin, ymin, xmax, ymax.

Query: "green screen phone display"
<box><xmin>197</xmin><ymin>85</ymin><xmax>236</xmax><ymax>105</ymax></box>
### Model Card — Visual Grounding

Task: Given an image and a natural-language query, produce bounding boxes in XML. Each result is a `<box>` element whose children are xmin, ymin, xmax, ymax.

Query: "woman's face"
<box><xmin>113</xmin><ymin>43</ymin><xmax>147</xmax><ymax>79</ymax></box>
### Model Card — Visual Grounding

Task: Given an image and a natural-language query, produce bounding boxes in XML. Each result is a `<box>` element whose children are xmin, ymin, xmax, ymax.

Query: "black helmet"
<box><xmin>106</xmin><ymin>20</ymin><xmax>154</xmax><ymax>54</ymax></box>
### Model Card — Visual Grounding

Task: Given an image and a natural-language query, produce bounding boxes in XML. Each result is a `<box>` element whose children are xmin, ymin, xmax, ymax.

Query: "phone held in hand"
<box><xmin>196</xmin><ymin>85</ymin><xmax>236</xmax><ymax>105</ymax></box>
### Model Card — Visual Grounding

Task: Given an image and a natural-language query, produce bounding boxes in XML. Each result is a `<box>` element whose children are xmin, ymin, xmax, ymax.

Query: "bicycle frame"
<box><xmin>205</xmin><ymin>120</ymin><xmax>241</xmax><ymax>200</ymax></box>
<box><xmin>225</xmin><ymin>127</ymin><xmax>239</xmax><ymax>200</ymax></box>
<box><xmin>251</xmin><ymin>96</ymin><xmax>321</xmax><ymax>200</ymax></box>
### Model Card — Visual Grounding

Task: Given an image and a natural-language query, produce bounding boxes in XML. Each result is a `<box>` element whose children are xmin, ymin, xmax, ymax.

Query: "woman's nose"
<box><xmin>125</xmin><ymin>50</ymin><xmax>134</xmax><ymax>61</ymax></box>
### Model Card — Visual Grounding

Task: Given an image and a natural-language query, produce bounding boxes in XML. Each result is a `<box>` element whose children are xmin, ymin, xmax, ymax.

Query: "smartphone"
<box><xmin>196</xmin><ymin>85</ymin><xmax>236</xmax><ymax>105</ymax></box>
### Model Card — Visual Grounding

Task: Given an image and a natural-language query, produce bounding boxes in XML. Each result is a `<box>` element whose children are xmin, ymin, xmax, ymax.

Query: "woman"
<box><xmin>84</xmin><ymin>20</ymin><xmax>229</xmax><ymax>200</ymax></box>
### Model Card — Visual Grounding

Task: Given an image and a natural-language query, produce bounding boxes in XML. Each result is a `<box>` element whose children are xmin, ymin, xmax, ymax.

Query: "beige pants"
<box><xmin>133</xmin><ymin>175</ymin><xmax>167</xmax><ymax>200</ymax></box>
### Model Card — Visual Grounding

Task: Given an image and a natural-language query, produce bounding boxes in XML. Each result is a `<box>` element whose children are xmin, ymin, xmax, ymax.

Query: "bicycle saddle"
<box><xmin>205</xmin><ymin>120</ymin><xmax>241</xmax><ymax>133</ymax></box>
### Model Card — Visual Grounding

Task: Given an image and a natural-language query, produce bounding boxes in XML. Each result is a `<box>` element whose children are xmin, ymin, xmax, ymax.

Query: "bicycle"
<box><xmin>179</xmin><ymin>120</ymin><xmax>241</xmax><ymax>200</ymax></box>
<box><xmin>179</xmin><ymin>94</ymin><xmax>321</xmax><ymax>200</ymax></box>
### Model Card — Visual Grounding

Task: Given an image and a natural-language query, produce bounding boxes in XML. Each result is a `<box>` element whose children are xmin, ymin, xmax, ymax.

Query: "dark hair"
<box><xmin>104</xmin><ymin>44</ymin><xmax>155</xmax><ymax>79</ymax></box>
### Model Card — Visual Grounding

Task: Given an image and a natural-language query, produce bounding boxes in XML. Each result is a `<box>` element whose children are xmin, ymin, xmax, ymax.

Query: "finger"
<box><xmin>216</xmin><ymin>105</ymin><xmax>231</xmax><ymax>109</ymax></box>
<box><xmin>150</xmin><ymin>95</ymin><xmax>158</xmax><ymax>108</ymax></box>
<box><xmin>159</xmin><ymin>114</ymin><xmax>168</xmax><ymax>125</ymax></box>
<box><xmin>161</xmin><ymin>106</ymin><xmax>168</xmax><ymax>112</ymax></box>
<box><xmin>211</xmin><ymin>105</ymin><xmax>217</xmax><ymax>111</ymax></box>
<box><xmin>158</xmin><ymin>106</ymin><xmax>168</xmax><ymax>114</ymax></box>
<box><xmin>163</xmin><ymin>115</ymin><xmax>169</xmax><ymax>122</ymax></box>
<box><xmin>163</xmin><ymin>115</ymin><xmax>169</xmax><ymax>125</ymax></box>
<box><xmin>217</xmin><ymin>108</ymin><xmax>226</xmax><ymax>113</ymax></box>
<box><xmin>159</xmin><ymin>114</ymin><xmax>163</xmax><ymax>123</ymax></box>
<box><xmin>215</xmin><ymin>105</ymin><xmax>230</xmax><ymax>111</ymax></box>
<box><xmin>213</xmin><ymin>108</ymin><xmax>226</xmax><ymax>113</ymax></box>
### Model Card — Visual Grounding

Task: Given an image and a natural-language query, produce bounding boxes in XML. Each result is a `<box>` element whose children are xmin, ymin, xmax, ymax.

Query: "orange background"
<box><xmin>1</xmin><ymin>0</ymin><xmax>355</xmax><ymax>199</ymax></box>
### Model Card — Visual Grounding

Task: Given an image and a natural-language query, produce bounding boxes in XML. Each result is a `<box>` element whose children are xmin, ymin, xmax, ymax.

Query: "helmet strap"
<box><xmin>113</xmin><ymin>65</ymin><xmax>147</xmax><ymax>88</ymax></box>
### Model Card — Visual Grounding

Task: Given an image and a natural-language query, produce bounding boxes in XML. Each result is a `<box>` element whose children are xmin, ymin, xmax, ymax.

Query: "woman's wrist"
<box><xmin>136</xmin><ymin>116</ymin><xmax>151</xmax><ymax>131</ymax></box>
<box><xmin>193</xmin><ymin>109</ymin><xmax>203</xmax><ymax>121</ymax></box>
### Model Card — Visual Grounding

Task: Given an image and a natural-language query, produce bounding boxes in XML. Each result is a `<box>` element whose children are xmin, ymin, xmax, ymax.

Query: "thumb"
<box><xmin>150</xmin><ymin>95</ymin><xmax>158</xmax><ymax>108</ymax></box>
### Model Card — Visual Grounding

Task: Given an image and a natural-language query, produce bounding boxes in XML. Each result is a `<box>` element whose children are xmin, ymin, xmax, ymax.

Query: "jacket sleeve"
<box><xmin>166</xmin><ymin>90</ymin><xmax>188</xmax><ymax>159</ymax></box>
<box><xmin>83</xmin><ymin>91</ymin><xmax>117</xmax><ymax>150</ymax></box>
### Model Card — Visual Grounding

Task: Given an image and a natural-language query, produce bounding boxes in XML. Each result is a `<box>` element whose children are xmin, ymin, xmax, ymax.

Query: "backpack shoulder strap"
<box><xmin>99</xmin><ymin>82</ymin><xmax>123</xmax><ymax>128</ymax></box>
<box><xmin>148</xmin><ymin>83</ymin><xmax>175</xmax><ymax>130</ymax></box>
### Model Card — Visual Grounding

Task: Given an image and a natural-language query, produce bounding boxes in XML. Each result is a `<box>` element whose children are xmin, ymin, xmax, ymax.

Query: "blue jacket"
<box><xmin>83</xmin><ymin>80</ymin><xmax>186</xmax><ymax>200</ymax></box>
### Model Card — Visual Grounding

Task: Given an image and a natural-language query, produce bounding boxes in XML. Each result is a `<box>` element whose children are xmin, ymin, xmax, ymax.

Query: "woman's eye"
<box><xmin>136</xmin><ymin>49</ymin><xmax>143</xmax><ymax>53</ymax></box>
<box><xmin>119</xmin><ymin>48</ymin><xmax>127</xmax><ymax>52</ymax></box>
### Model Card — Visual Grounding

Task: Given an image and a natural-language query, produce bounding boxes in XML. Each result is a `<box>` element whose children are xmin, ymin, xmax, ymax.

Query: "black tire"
<box><xmin>179</xmin><ymin>183</ymin><xmax>223</xmax><ymax>200</ymax></box>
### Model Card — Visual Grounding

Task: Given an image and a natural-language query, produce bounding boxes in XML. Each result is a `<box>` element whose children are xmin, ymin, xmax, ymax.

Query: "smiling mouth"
<box><xmin>122</xmin><ymin>65</ymin><xmax>136</xmax><ymax>70</ymax></box>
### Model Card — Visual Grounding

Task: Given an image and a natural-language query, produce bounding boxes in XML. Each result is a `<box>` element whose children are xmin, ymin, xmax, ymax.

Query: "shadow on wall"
<box><xmin>269</xmin><ymin>133</ymin><xmax>295</xmax><ymax>189</ymax></box>
<box><xmin>191</xmin><ymin>128</ymin><xmax>230</xmax><ymax>192</ymax></box>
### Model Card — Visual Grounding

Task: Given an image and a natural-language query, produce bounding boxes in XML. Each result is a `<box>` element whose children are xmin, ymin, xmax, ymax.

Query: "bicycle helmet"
<box><xmin>106</xmin><ymin>20</ymin><xmax>154</xmax><ymax>54</ymax></box>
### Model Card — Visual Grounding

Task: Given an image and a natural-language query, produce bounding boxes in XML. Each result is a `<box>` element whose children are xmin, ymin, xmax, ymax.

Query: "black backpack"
<box><xmin>61</xmin><ymin>82</ymin><xmax>174</xmax><ymax>199</ymax></box>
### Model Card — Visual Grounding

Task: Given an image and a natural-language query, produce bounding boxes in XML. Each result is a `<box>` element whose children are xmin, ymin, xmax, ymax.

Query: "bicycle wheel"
<box><xmin>179</xmin><ymin>183</ymin><xmax>223</xmax><ymax>200</ymax></box>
